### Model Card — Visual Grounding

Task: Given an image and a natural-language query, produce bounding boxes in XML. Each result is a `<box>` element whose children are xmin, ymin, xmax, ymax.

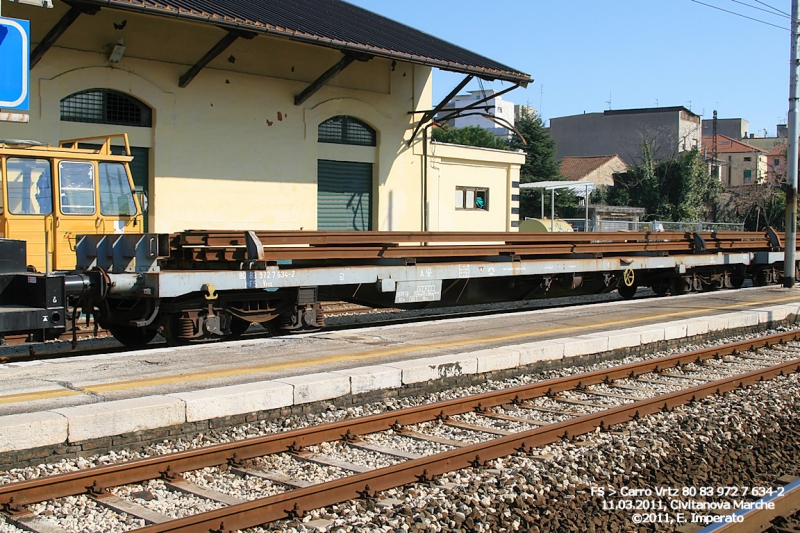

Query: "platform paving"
<box><xmin>1</xmin><ymin>287</ymin><xmax>799</xmax><ymax>456</ymax></box>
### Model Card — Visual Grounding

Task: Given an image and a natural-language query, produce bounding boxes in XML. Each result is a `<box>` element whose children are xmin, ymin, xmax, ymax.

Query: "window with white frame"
<box><xmin>455</xmin><ymin>186</ymin><xmax>488</xmax><ymax>210</ymax></box>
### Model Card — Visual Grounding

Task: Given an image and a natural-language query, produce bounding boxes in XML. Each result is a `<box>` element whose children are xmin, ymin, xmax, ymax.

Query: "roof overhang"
<box><xmin>69</xmin><ymin>0</ymin><xmax>531</xmax><ymax>86</ymax></box>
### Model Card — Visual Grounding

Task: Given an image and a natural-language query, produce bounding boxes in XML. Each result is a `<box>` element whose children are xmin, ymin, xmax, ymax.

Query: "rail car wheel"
<box><xmin>617</xmin><ymin>283</ymin><xmax>637</xmax><ymax>299</ymax></box>
<box><xmin>160</xmin><ymin>314</ymin><xmax>188</xmax><ymax>346</ymax></box>
<box><xmin>729</xmin><ymin>271</ymin><xmax>746</xmax><ymax>289</ymax></box>
<box><xmin>671</xmin><ymin>276</ymin><xmax>692</xmax><ymax>295</ymax></box>
<box><xmin>651</xmin><ymin>278</ymin><xmax>670</xmax><ymax>297</ymax></box>
<box><xmin>108</xmin><ymin>326</ymin><xmax>158</xmax><ymax>348</ymax></box>
<box><xmin>227</xmin><ymin>318</ymin><xmax>253</xmax><ymax>340</ymax></box>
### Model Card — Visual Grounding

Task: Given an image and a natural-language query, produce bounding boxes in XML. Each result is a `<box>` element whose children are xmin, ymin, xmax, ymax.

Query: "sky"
<box><xmin>346</xmin><ymin>0</ymin><xmax>791</xmax><ymax>137</ymax></box>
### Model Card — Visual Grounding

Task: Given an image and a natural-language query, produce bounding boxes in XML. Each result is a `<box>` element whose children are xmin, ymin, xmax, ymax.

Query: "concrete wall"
<box><xmin>550</xmin><ymin>109</ymin><xmax>702</xmax><ymax>165</ymax></box>
<box><xmin>426</xmin><ymin>142</ymin><xmax>524</xmax><ymax>231</ymax></box>
<box><xmin>745</xmin><ymin>137</ymin><xmax>787</xmax><ymax>151</ymax></box>
<box><xmin>702</xmin><ymin>118</ymin><xmax>749</xmax><ymax>139</ymax></box>
<box><xmin>0</xmin><ymin>2</ymin><xmax>519</xmax><ymax>234</ymax></box>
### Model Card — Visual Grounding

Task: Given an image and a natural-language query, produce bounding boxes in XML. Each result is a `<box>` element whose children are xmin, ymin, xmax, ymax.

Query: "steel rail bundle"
<box><xmin>1</xmin><ymin>332</ymin><xmax>798</xmax><ymax>532</ymax></box>
<box><xmin>170</xmin><ymin>229</ymin><xmax>781</xmax><ymax>263</ymax></box>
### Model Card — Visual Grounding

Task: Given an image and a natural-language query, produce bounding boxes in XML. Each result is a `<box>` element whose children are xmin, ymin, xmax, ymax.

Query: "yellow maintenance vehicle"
<box><xmin>0</xmin><ymin>134</ymin><xmax>144</xmax><ymax>272</ymax></box>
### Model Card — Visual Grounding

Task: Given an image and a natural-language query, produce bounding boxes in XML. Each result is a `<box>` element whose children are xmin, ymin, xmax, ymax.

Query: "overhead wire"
<box><xmin>752</xmin><ymin>0</ymin><xmax>791</xmax><ymax>17</ymax></box>
<box><xmin>690</xmin><ymin>0</ymin><xmax>789</xmax><ymax>30</ymax></box>
<box><xmin>730</xmin><ymin>0</ymin><xmax>790</xmax><ymax>19</ymax></box>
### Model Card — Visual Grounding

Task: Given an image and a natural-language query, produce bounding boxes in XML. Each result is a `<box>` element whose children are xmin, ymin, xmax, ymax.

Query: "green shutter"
<box><xmin>126</xmin><ymin>147</ymin><xmax>149</xmax><ymax>192</ymax></box>
<box><xmin>317</xmin><ymin>159</ymin><xmax>372</xmax><ymax>231</ymax></box>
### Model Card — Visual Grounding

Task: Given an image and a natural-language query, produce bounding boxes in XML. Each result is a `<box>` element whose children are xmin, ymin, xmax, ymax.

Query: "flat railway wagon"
<box><xmin>0</xmin><ymin>228</ymin><xmax>791</xmax><ymax>347</ymax></box>
<box><xmin>24</xmin><ymin>227</ymin><xmax>782</xmax><ymax>348</ymax></box>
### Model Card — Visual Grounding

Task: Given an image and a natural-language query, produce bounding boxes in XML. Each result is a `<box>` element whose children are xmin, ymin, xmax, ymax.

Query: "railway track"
<box><xmin>0</xmin><ymin>292</ymin><xmax>632</xmax><ymax>362</ymax></box>
<box><xmin>1</xmin><ymin>331</ymin><xmax>798</xmax><ymax>533</ymax></box>
<box><xmin>0</xmin><ymin>302</ymin><xmax>377</xmax><ymax>362</ymax></box>
<box><xmin>726</xmin><ymin>476</ymin><xmax>800</xmax><ymax>533</ymax></box>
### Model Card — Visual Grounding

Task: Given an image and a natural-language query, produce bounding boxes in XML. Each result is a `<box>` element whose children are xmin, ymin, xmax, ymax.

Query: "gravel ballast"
<box><xmin>0</xmin><ymin>332</ymin><xmax>798</xmax><ymax>533</ymax></box>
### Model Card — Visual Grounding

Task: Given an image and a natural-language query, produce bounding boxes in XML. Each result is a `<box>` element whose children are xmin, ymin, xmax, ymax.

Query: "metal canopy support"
<box><xmin>407</xmin><ymin>74</ymin><xmax>473</xmax><ymax>146</ymax></box>
<box><xmin>179</xmin><ymin>30</ymin><xmax>255</xmax><ymax>88</ymax></box>
<box><xmin>294</xmin><ymin>52</ymin><xmax>372</xmax><ymax>106</ymax></box>
<box><xmin>435</xmin><ymin>82</ymin><xmax>520</xmax><ymax>125</ymax></box>
<box><xmin>523</xmin><ymin>181</ymin><xmax>595</xmax><ymax>232</ymax></box>
<box><xmin>31</xmin><ymin>3</ymin><xmax>100</xmax><ymax>68</ymax></box>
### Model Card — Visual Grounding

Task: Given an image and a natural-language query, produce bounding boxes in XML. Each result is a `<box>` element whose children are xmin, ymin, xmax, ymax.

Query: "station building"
<box><xmin>0</xmin><ymin>0</ymin><xmax>529</xmax><ymax>233</ymax></box>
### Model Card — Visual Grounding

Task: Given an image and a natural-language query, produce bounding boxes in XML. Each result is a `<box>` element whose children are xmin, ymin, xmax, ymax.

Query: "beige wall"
<box><xmin>579</xmin><ymin>158</ymin><xmax>628</xmax><ymax>186</ymax></box>
<box><xmin>1</xmin><ymin>2</ymin><xmax>521</xmax><ymax>233</ymax></box>
<box><xmin>426</xmin><ymin>142</ymin><xmax>524</xmax><ymax>232</ymax></box>
<box><xmin>724</xmin><ymin>153</ymin><xmax>768</xmax><ymax>187</ymax></box>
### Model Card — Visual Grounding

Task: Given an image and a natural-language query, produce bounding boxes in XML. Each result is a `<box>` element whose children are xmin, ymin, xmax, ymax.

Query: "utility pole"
<box><xmin>712</xmin><ymin>110</ymin><xmax>718</xmax><ymax>181</ymax></box>
<box><xmin>785</xmin><ymin>0</ymin><xmax>800</xmax><ymax>288</ymax></box>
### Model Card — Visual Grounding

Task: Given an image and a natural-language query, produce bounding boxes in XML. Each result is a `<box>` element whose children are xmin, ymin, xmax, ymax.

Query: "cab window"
<box><xmin>7</xmin><ymin>157</ymin><xmax>52</xmax><ymax>215</ymax></box>
<box><xmin>99</xmin><ymin>162</ymin><xmax>137</xmax><ymax>216</ymax></box>
<box><xmin>59</xmin><ymin>161</ymin><xmax>95</xmax><ymax>215</ymax></box>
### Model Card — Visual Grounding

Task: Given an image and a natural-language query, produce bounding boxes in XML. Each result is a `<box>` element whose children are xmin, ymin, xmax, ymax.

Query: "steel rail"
<box><xmin>179</xmin><ymin>242</ymin><xmax>700</xmax><ymax>262</ymax></box>
<box><xmin>176</xmin><ymin>230</ymin><xmax>778</xmax><ymax>246</ymax></box>
<box><xmin>133</xmin><ymin>358</ymin><xmax>800</xmax><ymax>533</ymax></box>
<box><xmin>706</xmin><ymin>477</ymin><xmax>800</xmax><ymax>533</ymax></box>
<box><xmin>1</xmin><ymin>332</ymin><xmax>798</xmax><ymax>523</ymax></box>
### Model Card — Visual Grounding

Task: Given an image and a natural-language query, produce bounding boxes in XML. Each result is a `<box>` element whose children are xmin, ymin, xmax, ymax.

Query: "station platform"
<box><xmin>1</xmin><ymin>286</ymin><xmax>800</xmax><ymax>460</ymax></box>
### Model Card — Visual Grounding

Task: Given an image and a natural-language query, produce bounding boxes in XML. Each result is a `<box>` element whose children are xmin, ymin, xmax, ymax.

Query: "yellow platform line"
<box><xmin>0</xmin><ymin>389</ymin><xmax>83</xmax><ymax>404</ymax></box>
<box><xmin>4</xmin><ymin>293</ymin><xmax>800</xmax><ymax>405</ymax></box>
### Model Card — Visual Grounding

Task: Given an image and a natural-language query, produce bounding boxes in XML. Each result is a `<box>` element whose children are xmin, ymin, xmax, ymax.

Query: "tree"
<box><xmin>431</xmin><ymin>125</ymin><xmax>509</xmax><ymax>150</ymax></box>
<box><xmin>717</xmin><ymin>186</ymin><xmax>786</xmax><ymax>231</ymax></box>
<box><xmin>507</xmin><ymin>109</ymin><xmax>571</xmax><ymax>219</ymax></box>
<box><xmin>608</xmin><ymin>143</ymin><xmax>721</xmax><ymax>222</ymax></box>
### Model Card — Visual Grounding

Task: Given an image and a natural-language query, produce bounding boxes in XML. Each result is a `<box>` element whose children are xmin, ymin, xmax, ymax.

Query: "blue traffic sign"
<box><xmin>0</xmin><ymin>17</ymin><xmax>30</xmax><ymax>111</ymax></box>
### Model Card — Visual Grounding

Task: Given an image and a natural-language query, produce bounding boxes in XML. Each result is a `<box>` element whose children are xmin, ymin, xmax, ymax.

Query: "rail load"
<box><xmin>59</xmin><ymin>228</ymin><xmax>790</xmax><ymax>347</ymax></box>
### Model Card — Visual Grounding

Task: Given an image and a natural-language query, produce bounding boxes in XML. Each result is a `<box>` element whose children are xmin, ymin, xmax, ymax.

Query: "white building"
<box><xmin>439</xmin><ymin>90</ymin><xmax>517</xmax><ymax>138</ymax></box>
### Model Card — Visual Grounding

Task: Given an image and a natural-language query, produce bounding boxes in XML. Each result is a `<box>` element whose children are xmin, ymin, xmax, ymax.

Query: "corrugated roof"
<box><xmin>79</xmin><ymin>0</ymin><xmax>531</xmax><ymax>85</ymax></box>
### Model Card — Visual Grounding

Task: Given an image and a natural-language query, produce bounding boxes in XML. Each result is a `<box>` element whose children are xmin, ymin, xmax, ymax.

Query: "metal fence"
<box><xmin>560</xmin><ymin>219</ymin><xmax>745</xmax><ymax>232</ymax></box>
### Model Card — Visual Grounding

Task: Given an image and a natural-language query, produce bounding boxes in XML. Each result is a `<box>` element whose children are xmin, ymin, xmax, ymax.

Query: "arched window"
<box><xmin>316</xmin><ymin>116</ymin><xmax>376</xmax><ymax>231</ymax></box>
<box><xmin>60</xmin><ymin>89</ymin><xmax>152</xmax><ymax>127</ymax></box>
<box><xmin>318</xmin><ymin>116</ymin><xmax>376</xmax><ymax>146</ymax></box>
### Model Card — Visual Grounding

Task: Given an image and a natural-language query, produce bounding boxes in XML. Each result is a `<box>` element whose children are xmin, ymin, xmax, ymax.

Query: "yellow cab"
<box><xmin>0</xmin><ymin>134</ymin><xmax>144</xmax><ymax>272</ymax></box>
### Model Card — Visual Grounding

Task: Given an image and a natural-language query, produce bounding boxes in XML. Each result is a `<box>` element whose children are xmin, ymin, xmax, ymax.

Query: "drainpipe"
<box><xmin>423</xmin><ymin>129</ymin><xmax>428</xmax><ymax>232</ymax></box>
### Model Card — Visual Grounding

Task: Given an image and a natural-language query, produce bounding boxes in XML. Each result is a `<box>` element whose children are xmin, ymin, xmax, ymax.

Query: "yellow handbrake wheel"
<box><xmin>623</xmin><ymin>268</ymin><xmax>635</xmax><ymax>287</ymax></box>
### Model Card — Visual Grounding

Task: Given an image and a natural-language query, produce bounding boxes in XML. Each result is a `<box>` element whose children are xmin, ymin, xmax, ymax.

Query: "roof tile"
<box><xmin>560</xmin><ymin>155</ymin><xmax>625</xmax><ymax>181</ymax></box>
<box><xmin>701</xmin><ymin>134</ymin><xmax>766</xmax><ymax>154</ymax></box>
<box><xmin>89</xmin><ymin>0</ymin><xmax>530</xmax><ymax>84</ymax></box>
